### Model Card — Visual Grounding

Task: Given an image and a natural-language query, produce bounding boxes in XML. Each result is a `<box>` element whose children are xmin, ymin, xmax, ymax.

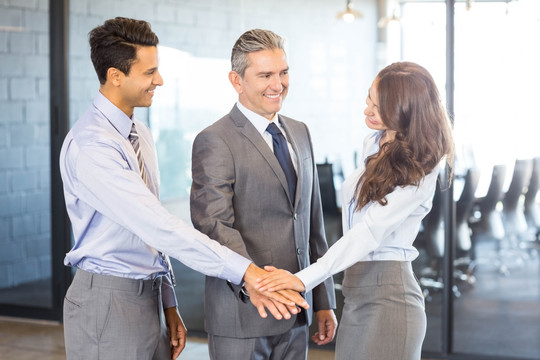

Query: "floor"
<box><xmin>0</xmin><ymin>317</ymin><xmax>336</xmax><ymax>360</ymax></box>
<box><xmin>416</xmin><ymin>235</ymin><xmax>540</xmax><ymax>359</ymax></box>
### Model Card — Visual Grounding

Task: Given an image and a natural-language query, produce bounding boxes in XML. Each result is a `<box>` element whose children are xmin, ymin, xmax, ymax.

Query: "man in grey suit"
<box><xmin>190</xmin><ymin>29</ymin><xmax>337</xmax><ymax>360</ymax></box>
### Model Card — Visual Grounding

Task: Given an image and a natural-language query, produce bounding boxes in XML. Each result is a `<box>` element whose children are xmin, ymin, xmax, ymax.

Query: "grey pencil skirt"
<box><xmin>335</xmin><ymin>261</ymin><xmax>426</xmax><ymax>360</ymax></box>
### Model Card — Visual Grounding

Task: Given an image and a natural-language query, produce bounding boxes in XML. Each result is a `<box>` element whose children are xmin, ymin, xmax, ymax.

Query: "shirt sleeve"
<box><xmin>296</xmin><ymin>170</ymin><xmax>438</xmax><ymax>292</ymax></box>
<box><xmin>74</xmin><ymin>141</ymin><xmax>251</xmax><ymax>285</ymax></box>
<box><xmin>161</xmin><ymin>274</ymin><xmax>178</xmax><ymax>309</ymax></box>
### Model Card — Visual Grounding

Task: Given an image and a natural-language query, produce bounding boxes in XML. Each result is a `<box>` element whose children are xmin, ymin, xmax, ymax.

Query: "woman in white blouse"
<box><xmin>257</xmin><ymin>62</ymin><xmax>454</xmax><ymax>360</ymax></box>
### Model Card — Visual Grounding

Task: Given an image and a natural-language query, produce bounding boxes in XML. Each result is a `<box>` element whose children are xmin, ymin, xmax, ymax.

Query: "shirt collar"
<box><xmin>236</xmin><ymin>101</ymin><xmax>281</xmax><ymax>136</ymax></box>
<box><xmin>93</xmin><ymin>91</ymin><xmax>134</xmax><ymax>139</ymax></box>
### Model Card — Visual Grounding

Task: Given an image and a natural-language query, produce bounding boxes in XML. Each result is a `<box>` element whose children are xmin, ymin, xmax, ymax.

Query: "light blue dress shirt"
<box><xmin>297</xmin><ymin>131</ymin><xmax>439</xmax><ymax>291</ymax></box>
<box><xmin>60</xmin><ymin>92</ymin><xmax>251</xmax><ymax>308</ymax></box>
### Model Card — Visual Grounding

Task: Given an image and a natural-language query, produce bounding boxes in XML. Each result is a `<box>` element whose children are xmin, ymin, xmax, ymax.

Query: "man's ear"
<box><xmin>107</xmin><ymin>67</ymin><xmax>123</xmax><ymax>87</ymax></box>
<box><xmin>228</xmin><ymin>70</ymin><xmax>243</xmax><ymax>95</ymax></box>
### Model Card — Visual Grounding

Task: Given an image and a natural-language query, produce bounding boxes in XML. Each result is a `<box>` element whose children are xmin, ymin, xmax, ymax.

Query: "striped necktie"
<box><xmin>129</xmin><ymin>123</ymin><xmax>149</xmax><ymax>186</ymax></box>
<box><xmin>129</xmin><ymin>123</ymin><xmax>176</xmax><ymax>286</ymax></box>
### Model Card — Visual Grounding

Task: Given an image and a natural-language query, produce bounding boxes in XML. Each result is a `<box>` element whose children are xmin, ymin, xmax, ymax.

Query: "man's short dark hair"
<box><xmin>89</xmin><ymin>17</ymin><xmax>159</xmax><ymax>84</ymax></box>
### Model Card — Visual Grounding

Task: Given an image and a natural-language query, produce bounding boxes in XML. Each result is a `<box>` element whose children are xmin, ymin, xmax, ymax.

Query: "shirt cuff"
<box><xmin>221</xmin><ymin>251</ymin><xmax>252</xmax><ymax>285</ymax></box>
<box><xmin>161</xmin><ymin>274</ymin><xmax>178</xmax><ymax>309</ymax></box>
<box><xmin>296</xmin><ymin>262</ymin><xmax>331</xmax><ymax>293</ymax></box>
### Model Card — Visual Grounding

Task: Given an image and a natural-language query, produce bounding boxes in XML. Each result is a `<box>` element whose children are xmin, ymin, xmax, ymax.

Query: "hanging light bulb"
<box><xmin>378</xmin><ymin>9</ymin><xmax>401</xmax><ymax>28</ymax></box>
<box><xmin>336</xmin><ymin>0</ymin><xmax>363</xmax><ymax>23</ymax></box>
<box><xmin>466</xmin><ymin>0</ymin><xmax>473</xmax><ymax>11</ymax></box>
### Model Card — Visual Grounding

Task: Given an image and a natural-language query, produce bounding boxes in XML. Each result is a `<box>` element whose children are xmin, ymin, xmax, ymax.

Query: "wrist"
<box><xmin>240</xmin><ymin>282</ymin><xmax>250</xmax><ymax>302</ymax></box>
<box><xmin>242</xmin><ymin>263</ymin><xmax>257</xmax><ymax>285</ymax></box>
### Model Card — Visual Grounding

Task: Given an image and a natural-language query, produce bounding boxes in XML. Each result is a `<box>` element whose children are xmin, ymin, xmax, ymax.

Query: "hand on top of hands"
<box><xmin>243</xmin><ymin>263</ymin><xmax>308</xmax><ymax>320</ymax></box>
<box><xmin>255</xmin><ymin>266</ymin><xmax>306</xmax><ymax>293</ymax></box>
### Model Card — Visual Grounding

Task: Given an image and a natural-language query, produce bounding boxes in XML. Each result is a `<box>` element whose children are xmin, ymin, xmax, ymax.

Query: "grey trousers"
<box><xmin>208</xmin><ymin>322</ymin><xmax>308</xmax><ymax>360</ymax></box>
<box><xmin>335</xmin><ymin>261</ymin><xmax>426</xmax><ymax>360</ymax></box>
<box><xmin>63</xmin><ymin>269</ymin><xmax>171</xmax><ymax>360</ymax></box>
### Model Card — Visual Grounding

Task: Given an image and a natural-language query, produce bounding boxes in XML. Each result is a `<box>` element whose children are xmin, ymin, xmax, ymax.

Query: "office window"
<box><xmin>398</xmin><ymin>1</ymin><xmax>540</xmax><ymax>358</ymax></box>
<box><xmin>150</xmin><ymin>46</ymin><xmax>236</xmax><ymax>203</ymax></box>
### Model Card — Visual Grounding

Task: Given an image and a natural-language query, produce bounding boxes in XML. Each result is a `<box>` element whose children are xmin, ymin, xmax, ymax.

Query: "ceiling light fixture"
<box><xmin>377</xmin><ymin>10</ymin><xmax>401</xmax><ymax>28</ymax></box>
<box><xmin>336</xmin><ymin>0</ymin><xmax>363</xmax><ymax>23</ymax></box>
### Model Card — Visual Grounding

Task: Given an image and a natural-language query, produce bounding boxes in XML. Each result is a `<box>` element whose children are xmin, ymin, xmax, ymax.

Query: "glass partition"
<box><xmin>452</xmin><ymin>1</ymin><xmax>540</xmax><ymax>358</ymax></box>
<box><xmin>0</xmin><ymin>2</ymin><xmax>53</xmax><ymax>310</ymax></box>
<box><xmin>399</xmin><ymin>1</ymin><xmax>540</xmax><ymax>358</ymax></box>
<box><xmin>398</xmin><ymin>2</ymin><xmax>448</xmax><ymax>353</ymax></box>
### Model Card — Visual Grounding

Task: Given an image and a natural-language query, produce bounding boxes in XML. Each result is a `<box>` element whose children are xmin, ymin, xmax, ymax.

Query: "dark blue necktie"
<box><xmin>266</xmin><ymin>122</ymin><xmax>297</xmax><ymax>202</ymax></box>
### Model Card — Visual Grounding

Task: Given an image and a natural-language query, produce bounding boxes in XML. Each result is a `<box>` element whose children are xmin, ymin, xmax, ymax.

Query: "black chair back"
<box><xmin>524</xmin><ymin>157</ymin><xmax>540</xmax><ymax>229</ymax></box>
<box><xmin>503</xmin><ymin>159</ymin><xmax>534</xmax><ymax>212</ymax></box>
<box><xmin>524</xmin><ymin>157</ymin><xmax>540</xmax><ymax>212</ymax></box>
<box><xmin>470</xmin><ymin>164</ymin><xmax>507</xmax><ymax>240</ymax></box>
<box><xmin>423</xmin><ymin>174</ymin><xmax>445</xmax><ymax>258</ymax></box>
<box><xmin>316</xmin><ymin>163</ymin><xmax>340</xmax><ymax>215</ymax></box>
<box><xmin>479</xmin><ymin>164</ymin><xmax>507</xmax><ymax>215</ymax></box>
<box><xmin>456</xmin><ymin>167</ymin><xmax>481</xmax><ymax>225</ymax></box>
<box><xmin>456</xmin><ymin>167</ymin><xmax>480</xmax><ymax>252</ymax></box>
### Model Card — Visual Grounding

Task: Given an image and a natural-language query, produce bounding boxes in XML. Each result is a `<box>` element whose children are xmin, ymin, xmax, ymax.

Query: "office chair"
<box><xmin>316</xmin><ymin>162</ymin><xmax>341</xmax><ymax>218</ymax></box>
<box><xmin>502</xmin><ymin>159</ymin><xmax>534</xmax><ymax>249</ymax></box>
<box><xmin>469</xmin><ymin>164</ymin><xmax>509</xmax><ymax>274</ymax></box>
<box><xmin>418</xmin><ymin>168</ymin><xmax>483</xmax><ymax>301</ymax></box>
<box><xmin>418</xmin><ymin>174</ymin><xmax>445</xmax><ymax>299</ymax></box>
<box><xmin>316</xmin><ymin>162</ymin><xmax>344</xmax><ymax>286</ymax></box>
<box><xmin>524</xmin><ymin>157</ymin><xmax>540</xmax><ymax>241</ymax></box>
<box><xmin>454</xmin><ymin>167</ymin><xmax>480</xmax><ymax>285</ymax></box>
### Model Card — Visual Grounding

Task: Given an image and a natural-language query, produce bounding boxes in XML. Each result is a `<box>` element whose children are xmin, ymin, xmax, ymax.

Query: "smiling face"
<box><xmin>114</xmin><ymin>45</ymin><xmax>163</xmax><ymax>116</ymax></box>
<box><xmin>364</xmin><ymin>79</ymin><xmax>398</xmax><ymax>144</ymax></box>
<box><xmin>364</xmin><ymin>79</ymin><xmax>388</xmax><ymax>131</ymax></box>
<box><xmin>229</xmin><ymin>48</ymin><xmax>289</xmax><ymax>120</ymax></box>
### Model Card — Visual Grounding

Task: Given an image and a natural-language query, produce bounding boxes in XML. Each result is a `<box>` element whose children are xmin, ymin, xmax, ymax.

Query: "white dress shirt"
<box><xmin>236</xmin><ymin>101</ymin><xmax>298</xmax><ymax>173</ymax></box>
<box><xmin>296</xmin><ymin>131</ymin><xmax>438</xmax><ymax>292</ymax></box>
<box><xmin>60</xmin><ymin>92</ymin><xmax>251</xmax><ymax>308</ymax></box>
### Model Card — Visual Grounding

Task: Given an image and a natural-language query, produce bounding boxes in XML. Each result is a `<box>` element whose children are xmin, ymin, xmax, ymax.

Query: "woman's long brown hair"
<box><xmin>353</xmin><ymin>62</ymin><xmax>454</xmax><ymax>212</ymax></box>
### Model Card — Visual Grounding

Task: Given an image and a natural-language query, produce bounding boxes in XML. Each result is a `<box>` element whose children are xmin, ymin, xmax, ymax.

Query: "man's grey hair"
<box><xmin>231</xmin><ymin>29</ymin><xmax>286</xmax><ymax>77</ymax></box>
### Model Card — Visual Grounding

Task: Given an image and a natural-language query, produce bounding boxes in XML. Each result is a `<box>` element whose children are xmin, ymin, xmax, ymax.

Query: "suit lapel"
<box><xmin>229</xmin><ymin>106</ymin><xmax>296</xmax><ymax>206</ymax></box>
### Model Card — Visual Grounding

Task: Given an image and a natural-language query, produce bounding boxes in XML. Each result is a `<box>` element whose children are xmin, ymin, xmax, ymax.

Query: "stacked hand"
<box><xmin>253</xmin><ymin>265</ymin><xmax>338</xmax><ymax>346</ymax></box>
<box><xmin>243</xmin><ymin>263</ymin><xmax>308</xmax><ymax>320</ymax></box>
<box><xmin>255</xmin><ymin>265</ymin><xmax>306</xmax><ymax>292</ymax></box>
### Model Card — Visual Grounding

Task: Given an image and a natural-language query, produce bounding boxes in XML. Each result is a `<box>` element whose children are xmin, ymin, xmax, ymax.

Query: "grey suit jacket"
<box><xmin>190</xmin><ymin>105</ymin><xmax>336</xmax><ymax>338</ymax></box>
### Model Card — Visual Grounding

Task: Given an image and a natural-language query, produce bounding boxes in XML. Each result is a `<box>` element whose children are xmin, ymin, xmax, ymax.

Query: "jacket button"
<box><xmin>293</xmin><ymin>213</ymin><xmax>297</xmax><ymax>220</ymax></box>
<box><xmin>296</xmin><ymin>248</ymin><xmax>303</xmax><ymax>255</ymax></box>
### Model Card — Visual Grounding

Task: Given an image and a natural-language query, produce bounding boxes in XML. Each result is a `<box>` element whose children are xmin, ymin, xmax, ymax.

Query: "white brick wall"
<box><xmin>0</xmin><ymin>55</ymin><xmax>25</xmax><ymax>76</ymax></box>
<box><xmin>0</xmin><ymin>173</ymin><xmax>7</xmax><ymax>194</ymax></box>
<box><xmin>0</xmin><ymin>79</ymin><xmax>7</xmax><ymax>100</ymax></box>
<box><xmin>0</xmin><ymin>148</ymin><xmax>24</xmax><ymax>170</ymax></box>
<box><xmin>0</xmin><ymin>8</ymin><xmax>24</xmax><ymax>28</ymax></box>
<box><xmin>0</xmin><ymin>0</ymin><xmax>51</xmax><ymax>290</ymax></box>
<box><xmin>11</xmin><ymin>78</ymin><xmax>37</xmax><ymax>100</ymax></box>
<box><xmin>9</xmin><ymin>31</ymin><xmax>34</xmax><ymax>54</ymax></box>
<box><xmin>0</xmin><ymin>102</ymin><xmax>23</xmax><ymax>122</ymax></box>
